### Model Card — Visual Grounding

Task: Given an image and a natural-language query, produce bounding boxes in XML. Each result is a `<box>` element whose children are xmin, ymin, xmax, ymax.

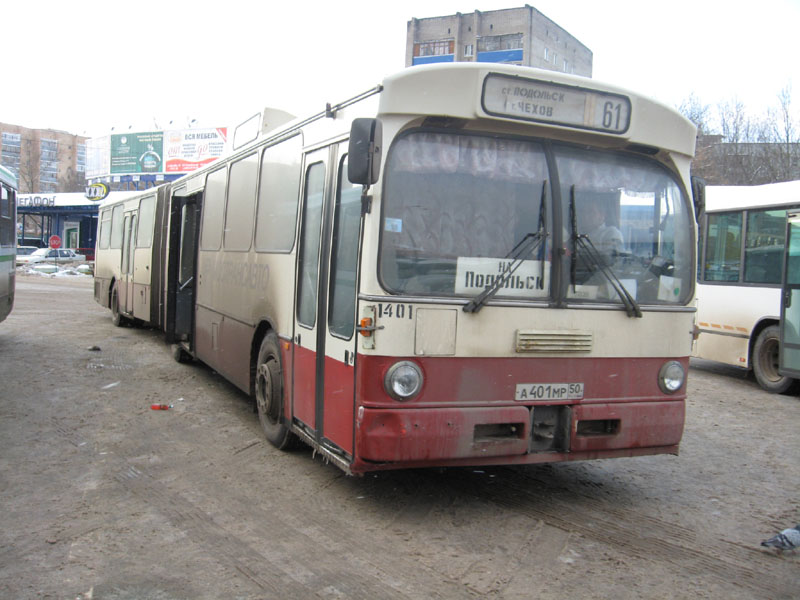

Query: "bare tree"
<box><xmin>678</xmin><ymin>93</ymin><xmax>711</xmax><ymax>135</ymax></box>
<box><xmin>16</xmin><ymin>134</ymin><xmax>40</xmax><ymax>194</ymax></box>
<box><xmin>681</xmin><ymin>87</ymin><xmax>800</xmax><ymax>185</ymax></box>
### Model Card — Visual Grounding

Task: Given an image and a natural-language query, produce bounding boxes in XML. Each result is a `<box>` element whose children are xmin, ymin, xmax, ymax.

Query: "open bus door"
<box><xmin>292</xmin><ymin>143</ymin><xmax>363</xmax><ymax>462</ymax></box>
<box><xmin>120</xmin><ymin>211</ymin><xmax>137</xmax><ymax>316</ymax></box>
<box><xmin>165</xmin><ymin>188</ymin><xmax>201</xmax><ymax>356</ymax></box>
<box><xmin>779</xmin><ymin>211</ymin><xmax>800</xmax><ymax>379</ymax></box>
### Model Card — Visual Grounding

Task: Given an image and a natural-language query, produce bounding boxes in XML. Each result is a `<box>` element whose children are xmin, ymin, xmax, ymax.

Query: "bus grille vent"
<box><xmin>515</xmin><ymin>330</ymin><xmax>593</xmax><ymax>353</ymax></box>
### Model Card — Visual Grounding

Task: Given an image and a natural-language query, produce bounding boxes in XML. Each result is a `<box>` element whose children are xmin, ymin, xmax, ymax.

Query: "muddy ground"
<box><xmin>1</xmin><ymin>273</ymin><xmax>798</xmax><ymax>600</ymax></box>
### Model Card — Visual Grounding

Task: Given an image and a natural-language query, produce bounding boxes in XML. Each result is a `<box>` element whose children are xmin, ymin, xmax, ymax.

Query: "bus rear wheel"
<box><xmin>110</xmin><ymin>282</ymin><xmax>129</xmax><ymax>327</ymax></box>
<box><xmin>752</xmin><ymin>325</ymin><xmax>797</xmax><ymax>394</ymax></box>
<box><xmin>255</xmin><ymin>333</ymin><xmax>298</xmax><ymax>450</ymax></box>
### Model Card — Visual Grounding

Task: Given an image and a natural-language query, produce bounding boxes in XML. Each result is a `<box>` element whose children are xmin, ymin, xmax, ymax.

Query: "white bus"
<box><xmin>96</xmin><ymin>63</ymin><xmax>699</xmax><ymax>474</ymax></box>
<box><xmin>94</xmin><ymin>188</ymin><xmax>171</xmax><ymax>328</ymax></box>
<box><xmin>694</xmin><ymin>180</ymin><xmax>800</xmax><ymax>392</ymax></box>
<box><xmin>0</xmin><ymin>164</ymin><xmax>17</xmax><ymax>324</ymax></box>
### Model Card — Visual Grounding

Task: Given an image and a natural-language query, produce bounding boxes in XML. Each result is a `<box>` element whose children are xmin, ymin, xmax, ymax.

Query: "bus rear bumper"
<box><xmin>355</xmin><ymin>400</ymin><xmax>684</xmax><ymax>467</ymax></box>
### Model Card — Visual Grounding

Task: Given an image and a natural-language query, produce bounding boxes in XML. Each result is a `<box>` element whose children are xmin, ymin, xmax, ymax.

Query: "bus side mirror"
<box><xmin>691</xmin><ymin>176</ymin><xmax>705</xmax><ymax>224</ymax></box>
<box><xmin>348</xmin><ymin>118</ymin><xmax>382</xmax><ymax>185</ymax></box>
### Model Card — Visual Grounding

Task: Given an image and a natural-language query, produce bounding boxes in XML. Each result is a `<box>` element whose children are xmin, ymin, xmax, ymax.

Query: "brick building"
<box><xmin>0</xmin><ymin>123</ymin><xmax>87</xmax><ymax>194</ymax></box>
<box><xmin>406</xmin><ymin>4</ymin><xmax>592</xmax><ymax>77</ymax></box>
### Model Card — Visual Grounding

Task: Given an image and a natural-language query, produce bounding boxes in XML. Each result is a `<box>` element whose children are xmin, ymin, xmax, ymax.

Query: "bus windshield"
<box><xmin>558</xmin><ymin>146</ymin><xmax>693</xmax><ymax>306</ymax></box>
<box><xmin>380</xmin><ymin>131</ymin><xmax>693</xmax><ymax>307</ymax></box>
<box><xmin>380</xmin><ymin>132</ymin><xmax>551</xmax><ymax>300</ymax></box>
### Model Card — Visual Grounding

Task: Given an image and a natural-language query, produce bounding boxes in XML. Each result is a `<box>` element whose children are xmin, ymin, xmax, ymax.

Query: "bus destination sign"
<box><xmin>482</xmin><ymin>74</ymin><xmax>631</xmax><ymax>134</ymax></box>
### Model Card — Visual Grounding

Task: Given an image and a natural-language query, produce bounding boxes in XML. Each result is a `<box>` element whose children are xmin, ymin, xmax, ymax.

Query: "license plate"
<box><xmin>515</xmin><ymin>382</ymin><xmax>584</xmax><ymax>401</ymax></box>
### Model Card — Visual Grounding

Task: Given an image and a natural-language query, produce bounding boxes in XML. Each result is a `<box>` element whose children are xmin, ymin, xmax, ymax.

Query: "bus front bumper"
<box><xmin>355</xmin><ymin>400</ymin><xmax>684</xmax><ymax>465</ymax></box>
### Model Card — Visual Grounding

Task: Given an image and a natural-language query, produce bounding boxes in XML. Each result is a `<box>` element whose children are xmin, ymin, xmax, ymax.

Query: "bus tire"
<box><xmin>255</xmin><ymin>333</ymin><xmax>298</xmax><ymax>450</ymax></box>
<box><xmin>110</xmin><ymin>282</ymin><xmax>129</xmax><ymax>327</ymax></box>
<box><xmin>752</xmin><ymin>325</ymin><xmax>797</xmax><ymax>394</ymax></box>
<box><xmin>171</xmin><ymin>344</ymin><xmax>192</xmax><ymax>363</ymax></box>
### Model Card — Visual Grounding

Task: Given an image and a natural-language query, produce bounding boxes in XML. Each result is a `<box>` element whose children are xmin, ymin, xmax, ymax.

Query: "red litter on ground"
<box><xmin>150</xmin><ymin>404</ymin><xmax>171</xmax><ymax>410</ymax></box>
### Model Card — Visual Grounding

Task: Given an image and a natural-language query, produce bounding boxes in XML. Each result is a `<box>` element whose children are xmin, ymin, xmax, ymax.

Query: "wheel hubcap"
<box><xmin>761</xmin><ymin>338</ymin><xmax>781</xmax><ymax>381</ymax></box>
<box><xmin>256</xmin><ymin>360</ymin><xmax>279</xmax><ymax>424</ymax></box>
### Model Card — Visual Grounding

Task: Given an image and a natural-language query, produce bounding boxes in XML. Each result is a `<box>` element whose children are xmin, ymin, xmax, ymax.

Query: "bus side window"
<box><xmin>99</xmin><ymin>209</ymin><xmax>112</xmax><ymax>249</ymax></box>
<box><xmin>200</xmin><ymin>167</ymin><xmax>227</xmax><ymax>251</ymax></box>
<box><xmin>136</xmin><ymin>195</ymin><xmax>156</xmax><ymax>248</ymax></box>
<box><xmin>110</xmin><ymin>204</ymin><xmax>125</xmax><ymax>249</ymax></box>
<box><xmin>255</xmin><ymin>135</ymin><xmax>303</xmax><ymax>253</ymax></box>
<box><xmin>0</xmin><ymin>185</ymin><xmax>10</xmax><ymax>247</ymax></box>
<box><xmin>329</xmin><ymin>156</ymin><xmax>362</xmax><ymax>339</ymax></box>
<box><xmin>704</xmin><ymin>212</ymin><xmax>742</xmax><ymax>282</ymax></box>
<box><xmin>744</xmin><ymin>208</ymin><xmax>786</xmax><ymax>284</ymax></box>
<box><xmin>297</xmin><ymin>162</ymin><xmax>325</xmax><ymax>328</ymax></box>
<box><xmin>224</xmin><ymin>153</ymin><xmax>258</xmax><ymax>251</ymax></box>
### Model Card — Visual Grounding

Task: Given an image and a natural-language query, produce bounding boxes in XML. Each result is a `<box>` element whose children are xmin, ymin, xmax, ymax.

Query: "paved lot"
<box><xmin>1</xmin><ymin>274</ymin><xmax>798</xmax><ymax>599</ymax></box>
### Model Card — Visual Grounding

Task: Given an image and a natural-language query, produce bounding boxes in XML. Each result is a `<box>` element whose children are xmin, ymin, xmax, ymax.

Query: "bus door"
<box><xmin>321</xmin><ymin>151</ymin><xmax>363</xmax><ymax>457</ymax></box>
<box><xmin>779</xmin><ymin>212</ymin><xmax>800</xmax><ymax>378</ymax></box>
<box><xmin>293</xmin><ymin>143</ymin><xmax>363</xmax><ymax>458</ymax></box>
<box><xmin>120</xmin><ymin>211</ymin><xmax>137</xmax><ymax>316</ymax></box>
<box><xmin>165</xmin><ymin>192</ymin><xmax>201</xmax><ymax>347</ymax></box>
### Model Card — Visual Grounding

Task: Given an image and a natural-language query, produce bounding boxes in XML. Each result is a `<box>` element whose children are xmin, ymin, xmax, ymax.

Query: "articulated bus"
<box><xmin>0</xmin><ymin>165</ymin><xmax>17</xmax><ymax>324</ymax></box>
<box><xmin>95</xmin><ymin>63</ymin><xmax>698</xmax><ymax>474</ymax></box>
<box><xmin>694</xmin><ymin>180</ymin><xmax>800</xmax><ymax>393</ymax></box>
<box><xmin>94</xmin><ymin>187</ymin><xmax>171</xmax><ymax>328</ymax></box>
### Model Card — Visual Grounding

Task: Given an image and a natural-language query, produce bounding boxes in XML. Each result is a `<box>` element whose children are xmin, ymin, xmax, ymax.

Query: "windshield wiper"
<box><xmin>463</xmin><ymin>181</ymin><xmax>548</xmax><ymax>314</ymax></box>
<box><xmin>569</xmin><ymin>185</ymin><xmax>642</xmax><ymax>318</ymax></box>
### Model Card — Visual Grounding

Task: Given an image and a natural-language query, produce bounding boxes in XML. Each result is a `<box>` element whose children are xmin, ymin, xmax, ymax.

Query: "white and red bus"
<box><xmin>96</xmin><ymin>63</ymin><xmax>699</xmax><ymax>473</ymax></box>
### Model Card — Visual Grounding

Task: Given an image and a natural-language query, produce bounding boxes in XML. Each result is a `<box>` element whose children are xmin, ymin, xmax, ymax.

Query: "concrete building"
<box><xmin>0</xmin><ymin>123</ymin><xmax>87</xmax><ymax>194</ymax></box>
<box><xmin>406</xmin><ymin>5</ymin><xmax>592</xmax><ymax>77</ymax></box>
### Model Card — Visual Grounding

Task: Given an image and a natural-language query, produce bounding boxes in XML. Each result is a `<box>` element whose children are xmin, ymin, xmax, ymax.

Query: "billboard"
<box><xmin>111</xmin><ymin>131</ymin><xmax>164</xmax><ymax>174</ymax></box>
<box><xmin>86</xmin><ymin>127</ymin><xmax>228</xmax><ymax>179</ymax></box>
<box><xmin>164</xmin><ymin>128</ymin><xmax>228</xmax><ymax>173</ymax></box>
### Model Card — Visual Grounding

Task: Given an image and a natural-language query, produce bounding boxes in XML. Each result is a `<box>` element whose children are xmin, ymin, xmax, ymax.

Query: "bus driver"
<box><xmin>582</xmin><ymin>201</ymin><xmax>624</xmax><ymax>260</ymax></box>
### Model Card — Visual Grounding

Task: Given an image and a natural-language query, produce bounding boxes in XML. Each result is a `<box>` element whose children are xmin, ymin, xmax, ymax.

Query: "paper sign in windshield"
<box><xmin>455</xmin><ymin>257</ymin><xmax>550</xmax><ymax>298</ymax></box>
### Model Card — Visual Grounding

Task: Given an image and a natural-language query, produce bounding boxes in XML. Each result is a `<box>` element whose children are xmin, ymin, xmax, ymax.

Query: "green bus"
<box><xmin>0</xmin><ymin>164</ymin><xmax>17</xmax><ymax>323</ymax></box>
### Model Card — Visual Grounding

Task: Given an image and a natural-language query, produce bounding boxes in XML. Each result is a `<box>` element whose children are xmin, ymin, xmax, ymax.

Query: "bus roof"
<box><xmin>378</xmin><ymin>63</ymin><xmax>697</xmax><ymax>158</ymax></box>
<box><xmin>0</xmin><ymin>164</ymin><xmax>17</xmax><ymax>190</ymax></box>
<box><xmin>705</xmin><ymin>180</ymin><xmax>800</xmax><ymax>212</ymax></box>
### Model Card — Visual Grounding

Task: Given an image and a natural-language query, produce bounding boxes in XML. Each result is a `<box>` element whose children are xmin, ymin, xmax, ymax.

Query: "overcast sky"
<box><xmin>7</xmin><ymin>0</ymin><xmax>799</xmax><ymax>137</ymax></box>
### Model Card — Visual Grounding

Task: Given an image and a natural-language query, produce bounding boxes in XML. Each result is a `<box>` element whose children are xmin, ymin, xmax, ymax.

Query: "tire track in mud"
<box><xmin>44</xmin><ymin>410</ymin><xmax>464</xmax><ymax>600</ymax></box>
<box><xmin>447</xmin><ymin>468</ymin><xmax>795</xmax><ymax>599</ymax></box>
<box><xmin>118</xmin><ymin>448</ymin><xmax>466</xmax><ymax>600</ymax></box>
<box><xmin>115</xmin><ymin>465</ymin><xmax>306</xmax><ymax>598</ymax></box>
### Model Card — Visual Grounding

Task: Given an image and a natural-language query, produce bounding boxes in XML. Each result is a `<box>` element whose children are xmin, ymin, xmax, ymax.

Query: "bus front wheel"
<box><xmin>752</xmin><ymin>325</ymin><xmax>797</xmax><ymax>394</ymax></box>
<box><xmin>255</xmin><ymin>333</ymin><xmax>298</xmax><ymax>450</ymax></box>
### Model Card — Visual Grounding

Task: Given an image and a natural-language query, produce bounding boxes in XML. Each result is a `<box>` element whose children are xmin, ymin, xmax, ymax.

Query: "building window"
<box><xmin>39</xmin><ymin>139</ymin><xmax>58</xmax><ymax>191</ymax></box>
<box><xmin>414</xmin><ymin>40</ymin><xmax>454</xmax><ymax>57</ymax></box>
<box><xmin>77</xmin><ymin>143</ymin><xmax>86</xmax><ymax>173</ymax></box>
<box><xmin>40</xmin><ymin>139</ymin><xmax>58</xmax><ymax>161</ymax></box>
<box><xmin>1</xmin><ymin>132</ymin><xmax>21</xmax><ymax>178</ymax></box>
<box><xmin>563</xmin><ymin>59</ymin><xmax>569</xmax><ymax>71</ymax></box>
<box><xmin>478</xmin><ymin>34</ymin><xmax>522</xmax><ymax>53</ymax></box>
<box><xmin>464</xmin><ymin>44</ymin><xmax>474</xmax><ymax>57</ymax></box>
<box><xmin>544</xmin><ymin>47</ymin><xmax>549</xmax><ymax>61</ymax></box>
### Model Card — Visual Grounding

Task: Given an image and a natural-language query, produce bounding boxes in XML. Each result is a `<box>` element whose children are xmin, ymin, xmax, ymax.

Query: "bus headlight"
<box><xmin>658</xmin><ymin>361</ymin><xmax>685</xmax><ymax>394</ymax></box>
<box><xmin>384</xmin><ymin>361</ymin><xmax>423</xmax><ymax>401</ymax></box>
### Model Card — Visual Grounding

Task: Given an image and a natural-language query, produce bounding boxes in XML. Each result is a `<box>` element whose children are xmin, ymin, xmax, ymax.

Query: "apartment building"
<box><xmin>0</xmin><ymin>123</ymin><xmax>87</xmax><ymax>194</ymax></box>
<box><xmin>406</xmin><ymin>5</ymin><xmax>592</xmax><ymax>77</ymax></box>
